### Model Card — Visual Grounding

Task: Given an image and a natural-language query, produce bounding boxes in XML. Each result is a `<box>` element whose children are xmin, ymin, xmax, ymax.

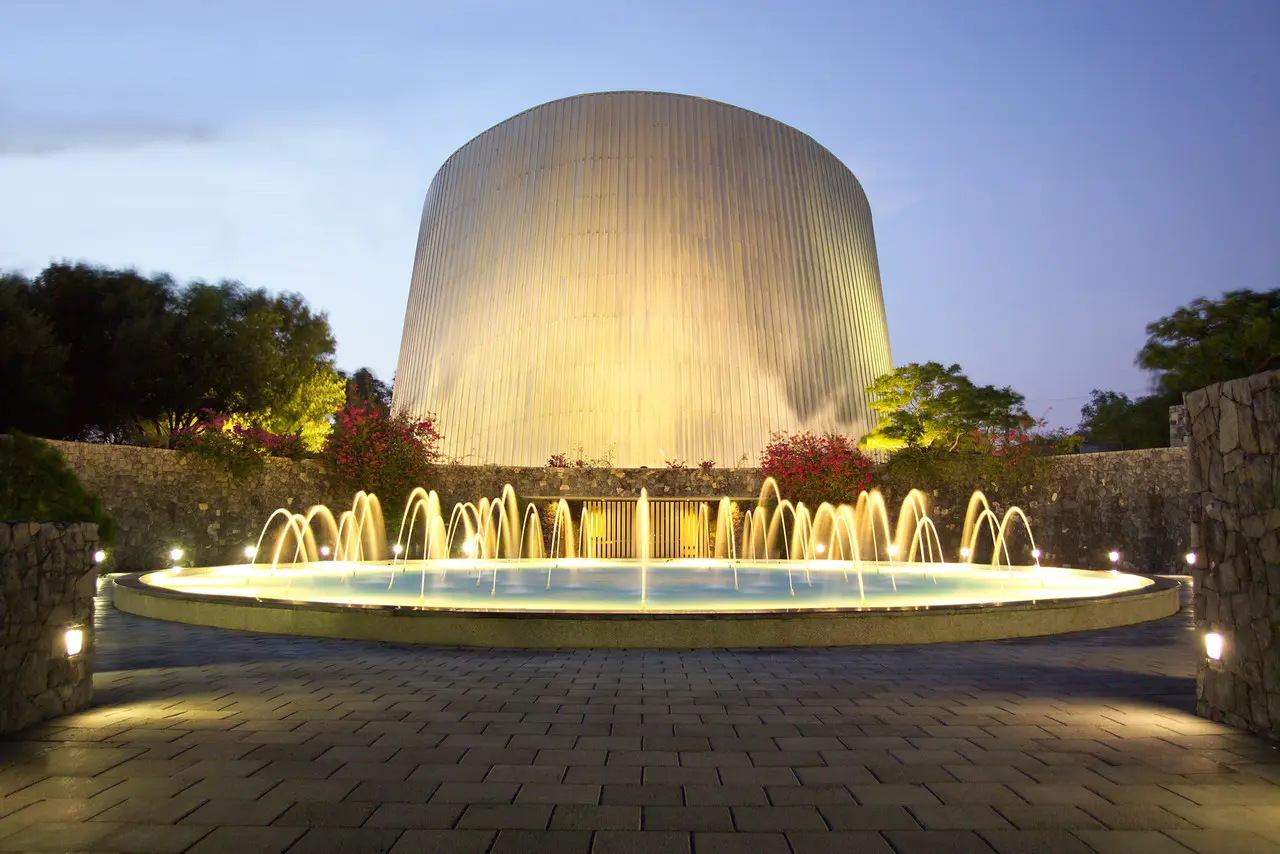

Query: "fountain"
<box><xmin>112</xmin><ymin>479</ymin><xmax>1180</xmax><ymax>647</ymax></box>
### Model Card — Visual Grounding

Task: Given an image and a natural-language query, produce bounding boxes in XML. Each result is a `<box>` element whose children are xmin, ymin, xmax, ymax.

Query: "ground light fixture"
<box><xmin>64</xmin><ymin>627</ymin><xmax>85</xmax><ymax>656</ymax></box>
<box><xmin>1031</xmin><ymin>548</ymin><xmax>1042</xmax><ymax>561</ymax></box>
<box><xmin>815</xmin><ymin>543</ymin><xmax>826</xmax><ymax>555</ymax></box>
<box><xmin>93</xmin><ymin>550</ymin><xmax>106</xmax><ymax>564</ymax></box>
<box><xmin>462</xmin><ymin>538</ymin><xmax>478</xmax><ymax>557</ymax></box>
<box><xmin>169</xmin><ymin>547</ymin><xmax>184</xmax><ymax>562</ymax></box>
<box><xmin>320</xmin><ymin>546</ymin><xmax>331</xmax><ymax>557</ymax></box>
<box><xmin>1108</xmin><ymin>550</ymin><xmax>1120</xmax><ymax>564</ymax></box>
<box><xmin>391</xmin><ymin>544</ymin><xmax>403</xmax><ymax>556</ymax></box>
<box><xmin>244</xmin><ymin>546</ymin><xmax>257</xmax><ymax>560</ymax></box>
<box><xmin>1186</xmin><ymin>552</ymin><xmax>1197</xmax><ymax>567</ymax></box>
<box><xmin>1204</xmin><ymin>632</ymin><xmax>1224</xmax><ymax>661</ymax></box>
<box><xmin>886</xmin><ymin>545</ymin><xmax>899</xmax><ymax>558</ymax></box>
<box><xmin>960</xmin><ymin>547</ymin><xmax>971</xmax><ymax>559</ymax></box>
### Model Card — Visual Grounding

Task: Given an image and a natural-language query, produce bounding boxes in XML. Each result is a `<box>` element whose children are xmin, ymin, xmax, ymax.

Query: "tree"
<box><xmin>242</xmin><ymin>367</ymin><xmax>347</xmax><ymax>453</ymax></box>
<box><xmin>12</xmin><ymin>263</ymin><xmax>340</xmax><ymax>445</ymax></box>
<box><xmin>1077</xmin><ymin>390</ymin><xmax>1171</xmax><ymax>450</ymax></box>
<box><xmin>1138</xmin><ymin>289</ymin><xmax>1280</xmax><ymax>395</ymax></box>
<box><xmin>344</xmin><ymin>367</ymin><xmax>393</xmax><ymax>416</ymax></box>
<box><xmin>0</xmin><ymin>274</ymin><xmax>70</xmax><ymax>437</ymax></box>
<box><xmin>860</xmin><ymin>362</ymin><xmax>1028</xmax><ymax>452</ymax></box>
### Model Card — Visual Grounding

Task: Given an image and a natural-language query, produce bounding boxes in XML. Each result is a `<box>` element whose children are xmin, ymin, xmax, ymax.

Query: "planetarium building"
<box><xmin>392</xmin><ymin>92</ymin><xmax>893</xmax><ymax>467</ymax></box>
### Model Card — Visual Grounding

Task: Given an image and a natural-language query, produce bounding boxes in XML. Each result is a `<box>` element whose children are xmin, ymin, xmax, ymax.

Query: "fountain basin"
<box><xmin>112</xmin><ymin>561</ymin><xmax>1180</xmax><ymax>648</ymax></box>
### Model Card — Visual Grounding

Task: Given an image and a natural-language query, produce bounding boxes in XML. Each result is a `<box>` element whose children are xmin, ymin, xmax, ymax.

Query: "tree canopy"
<box><xmin>1137</xmin><ymin>288</ymin><xmax>1279</xmax><ymax>396</ymax></box>
<box><xmin>860</xmin><ymin>362</ymin><xmax>1028</xmax><ymax>452</ymax></box>
<box><xmin>1077</xmin><ymin>390</ymin><xmax>1171</xmax><ymax>451</ymax></box>
<box><xmin>344</xmin><ymin>367</ymin><xmax>393</xmax><ymax>416</ymax></box>
<box><xmin>1</xmin><ymin>262</ymin><xmax>341</xmax><ymax>446</ymax></box>
<box><xmin>1077</xmin><ymin>288</ymin><xmax>1278</xmax><ymax>450</ymax></box>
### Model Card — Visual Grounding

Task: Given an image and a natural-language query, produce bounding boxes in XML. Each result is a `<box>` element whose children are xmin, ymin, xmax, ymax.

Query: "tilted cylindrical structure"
<box><xmin>392</xmin><ymin>91</ymin><xmax>893</xmax><ymax>467</ymax></box>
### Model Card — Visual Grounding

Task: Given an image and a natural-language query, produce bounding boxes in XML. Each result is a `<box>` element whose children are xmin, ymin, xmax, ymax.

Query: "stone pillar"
<box><xmin>0</xmin><ymin>522</ymin><xmax>99</xmax><ymax>733</ymax></box>
<box><xmin>1187</xmin><ymin>371</ymin><xmax>1280</xmax><ymax>737</ymax></box>
<box><xmin>1169</xmin><ymin>404</ymin><xmax>1189</xmax><ymax>448</ymax></box>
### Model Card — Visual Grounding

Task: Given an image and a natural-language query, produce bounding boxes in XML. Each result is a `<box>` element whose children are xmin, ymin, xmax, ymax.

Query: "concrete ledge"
<box><xmin>111</xmin><ymin>573</ymin><xmax>1181</xmax><ymax>649</ymax></box>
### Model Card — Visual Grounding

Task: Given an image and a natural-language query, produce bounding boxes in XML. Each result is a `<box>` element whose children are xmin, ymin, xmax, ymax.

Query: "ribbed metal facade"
<box><xmin>392</xmin><ymin>91</ymin><xmax>892</xmax><ymax>467</ymax></box>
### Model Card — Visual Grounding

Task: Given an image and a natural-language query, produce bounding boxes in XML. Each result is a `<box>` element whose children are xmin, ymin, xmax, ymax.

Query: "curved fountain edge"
<box><xmin>110</xmin><ymin>573</ymin><xmax>1182</xmax><ymax>649</ymax></box>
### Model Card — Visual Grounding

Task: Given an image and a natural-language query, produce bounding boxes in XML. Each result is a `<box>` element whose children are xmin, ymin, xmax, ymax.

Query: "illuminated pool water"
<box><xmin>137</xmin><ymin>559</ymin><xmax>1152</xmax><ymax>614</ymax></box>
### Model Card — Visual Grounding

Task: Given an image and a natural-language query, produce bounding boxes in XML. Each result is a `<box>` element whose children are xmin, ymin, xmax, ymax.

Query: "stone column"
<box><xmin>1186</xmin><ymin>371</ymin><xmax>1280</xmax><ymax>737</ymax></box>
<box><xmin>0</xmin><ymin>522</ymin><xmax>100</xmax><ymax>733</ymax></box>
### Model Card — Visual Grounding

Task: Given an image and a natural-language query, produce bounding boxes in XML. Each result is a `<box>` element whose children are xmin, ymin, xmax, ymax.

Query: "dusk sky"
<box><xmin>3</xmin><ymin>0</ymin><xmax>1277</xmax><ymax>428</ymax></box>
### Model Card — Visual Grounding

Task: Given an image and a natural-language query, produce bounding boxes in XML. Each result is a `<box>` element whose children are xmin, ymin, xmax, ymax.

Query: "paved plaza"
<box><xmin>1</xmin><ymin>579</ymin><xmax>1279</xmax><ymax>854</ymax></box>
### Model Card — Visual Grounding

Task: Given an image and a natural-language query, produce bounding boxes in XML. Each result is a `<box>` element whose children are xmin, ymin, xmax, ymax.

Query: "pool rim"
<box><xmin>110</xmin><ymin>570</ymin><xmax>1182</xmax><ymax>649</ymax></box>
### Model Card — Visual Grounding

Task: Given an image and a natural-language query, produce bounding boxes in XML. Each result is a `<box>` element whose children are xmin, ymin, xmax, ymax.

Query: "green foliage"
<box><xmin>1078</xmin><ymin>390</ymin><xmax>1172</xmax><ymax>450</ymax></box>
<box><xmin>861</xmin><ymin>362</ymin><xmax>1028</xmax><ymax>452</ymax></box>
<box><xmin>1138</xmin><ymin>289</ymin><xmax>1279</xmax><ymax>395</ymax></box>
<box><xmin>0</xmin><ymin>432</ymin><xmax>114</xmax><ymax>544</ymax></box>
<box><xmin>2</xmin><ymin>263</ymin><xmax>339</xmax><ymax>445</ymax></box>
<box><xmin>0</xmin><ymin>274</ymin><xmax>68</xmax><ymax>437</ymax></box>
<box><xmin>245</xmin><ymin>367</ymin><xmax>346</xmax><ymax>453</ymax></box>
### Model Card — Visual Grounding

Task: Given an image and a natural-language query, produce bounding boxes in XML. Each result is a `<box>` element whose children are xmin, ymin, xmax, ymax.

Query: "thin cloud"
<box><xmin>0</xmin><ymin>113</ymin><xmax>219</xmax><ymax>156</ymax></box>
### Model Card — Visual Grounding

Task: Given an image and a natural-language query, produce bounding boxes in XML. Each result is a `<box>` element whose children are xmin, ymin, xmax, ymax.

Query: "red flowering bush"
<box><xmin>546</xmin><ymin>453</ymin><xmax>569</xmax><ymax>468</ymax></box>
<box><xmin>172</xmin><ymin>413</ymin><xmax>306</xmax><ymax>478</ymax></box>
<box><xmin>760</xmin><ymin>432</ymin><xmax>873</xmax><ymax>507</ymax></box>
<box><xmin>323</xmin><ymin>402</ymin><xmax>441</xmax><ymax>513</ymax></box>
<box><xmin>664</xmin><ymin>458</ymin><xmax>687</xmax><ymax>469</ymax></box>
<box><xmin>699</xmin><ymin>460</ymin><xmax>715</xmax><ymax>471</ymax></box>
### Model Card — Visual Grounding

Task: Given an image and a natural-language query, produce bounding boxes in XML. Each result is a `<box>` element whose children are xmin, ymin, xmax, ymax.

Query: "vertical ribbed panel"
<box><xmin>392</xmin><ymin>91</ymin><xmax>893</xmax><ymax>467</ymax></box>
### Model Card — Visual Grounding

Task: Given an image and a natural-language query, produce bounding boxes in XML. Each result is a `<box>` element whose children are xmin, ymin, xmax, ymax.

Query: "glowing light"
<box><xmin>886</xmin><ymin>545</ymin><xmax>899</xmax><ymax>558</ymax></box>
<box><xmin>1031</xmin><ymin>548</ymin><xmax>1041</xmax><ymax>560</ymax></box>
<box><xmin>391</xmin><ymin>544</ymin><xmax>403</xmax><ymax>556</ymax></box>
<box><xmin>960</xmin><ymin>547</ymin><xmax>971</xmax><ymax>559</ymax></box>
<box><xmin>64</xmin><ymin>628</ymin><xmax>84</xmax><ymax>656</ymax></box>
<box><xmin>1108</xmin><ymin>551</ymin><xmax>1120</xmax><ymax>564</ymax></box>
<box><xmin>815</xmin><ymin>544</ymin><xmax>826</xmax><ymax>555</ymax></box>
<box><xmin>93</xmin><ymin>550</ymin><xmax>107</xmax><ymax>564</ymax></box>
<box><xmin>462</xmin><ymin>538</ymin><xmax>478</xmax><ymax>557</ymax></box>
<box><xmin>243</xmin><ymin>546</ymin><xmax>257</xmax><ymax>560</ymax></box>
<box><xmin>320</xmin><ymin>546</ymin><xmax>331</xmax><ymax>557</ymax></box>
<box><xmin>169</xmin><ymin>547</ymin><xmax>184</xmax><ymax>562</ymax></box>
<box><xmin>1185</xmin><ymin>552</ymin><xmax>1197</xmax><ymax>566</ymax></box>
<box><xmin>1205</xmin><ymin>632</ymin><xmax>1223</xmax><ymax>661</ymax></box>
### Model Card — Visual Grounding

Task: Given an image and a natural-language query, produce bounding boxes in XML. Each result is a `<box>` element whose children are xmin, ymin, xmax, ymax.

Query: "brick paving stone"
<box><xmin>684</xmin><ymin>785</ymin><xmax>769</xmax><ymax>806</ymax></box>
<box><xmin>601</xmin><ymin>785</ymin><xmax>683</xmax><ymax>806</ymax></box>
<box><xmin>692</xmin><ymin>831</ymin><xmax>792</xmax><ymax>854</ymax></box>
<box><xmin>978</xmin><ymin>829</ymin><xmax>1096</xmax><ymax>854</ymax></box>
<box><xmin>883</xmin><ymin>829</ymin><xmax>1000</xmax><ymax>853</ymax></box>
<box><xmin>995</xmin><ymin>804</ymin><xmax>1106</xmax><ymax>830</ymax></box>
<box><xmin>0</xmin><ymin>820</ymin><xmax>123</xmax><ymax>851</ymax></box>
<box><xmin>731</xmin><ymin>805</ymin><xmax>828</xmax><ymax>831</ymax></box>
<box><xmin>591</xmin><ymin>829</ymin><xmax>692</xmax><ymax>854</ymax></box>
<box><xmin>287</xmin><ymin>827</ymin><xmax>404</xmax><ymax>854</ymax></box>
<box><xmin>1164</xmin><ymin>829</ymin><xmax>1280</xmax><ymax>854</ymax></box>
<box><xmin>643</xmin><ymin>806</ymin><xmax>733</xmax><ymax>831</ymax></box>
<box><xmin>818</xmin><ymin>804</ymin><xmax>922</xmax><ymax>830</ymax></box>
<box><xmin>92</xmin><ymin>823</ymin><xmax>214</xmax><ymax>854</ymax></box>
<box><xmin>785</xmin><ymin>830</ymin><xmax>895</xmax><ymax>854</ymax></box>
<box><xmin>1083</xmin><ymin>804</ymin><xmax>1200</xmax><ymax>830</ymax></box>
<box><xmin>1074</xmin><ymin>829</ymin><xmax>1202</xmax><ymax>853</ymax></box>
<box><xmin>550</xmin><ymin>805</ymin><xmax>642</xmax><ymax>830</ymax></box>
<box><xmin>489</xmin><ymin>829</ymin><xmax>592</xmax><ymax>853</ymax></box>
<box><xmin>185</xmin><ymin>825</ymin><xmax>305</xmax><ymax>854</ymax></box>
<box><xmin>363</xmin><ymin>804</ymin><xmax>463</xmax><ymax>828</ymax></box>
<box><xmin>275</xmin><ymin>801</ymin><xmax>375</xmax><ymax>827</ymax></box>
<box><xmin>515</xmin><ymin>783</ymin><xmax>601</xmax><ymax>804</ymax></box>
<box><xmin>180</xmin><ymin>797</ymin><xmax>291</xmax><ymax>826</ymax></box>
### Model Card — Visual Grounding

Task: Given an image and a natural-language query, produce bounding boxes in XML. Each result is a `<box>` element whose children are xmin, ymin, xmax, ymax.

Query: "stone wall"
<box><xmin>1188</xmin><ymin>370</ymin><xmax>1280</xmax><ymax>738</ymax></box>
<box><xmin>0</xmin><ymin>522</ymin><xmax>99</xmax><ymax>734</ymax></box>
<box><xmin>46</xmin><ymin>441</ymin><xmax>336</xmax><ymax>573</ymax></box>
<box><xmin>427</xmin><ymin>466</ymin><xmax>765</xmax><ymax>510</ymax></box>
<box><xmin>40</xmin><ymin>440</ymin><xmax>1191</xmax><ymax>574</ymax></box>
